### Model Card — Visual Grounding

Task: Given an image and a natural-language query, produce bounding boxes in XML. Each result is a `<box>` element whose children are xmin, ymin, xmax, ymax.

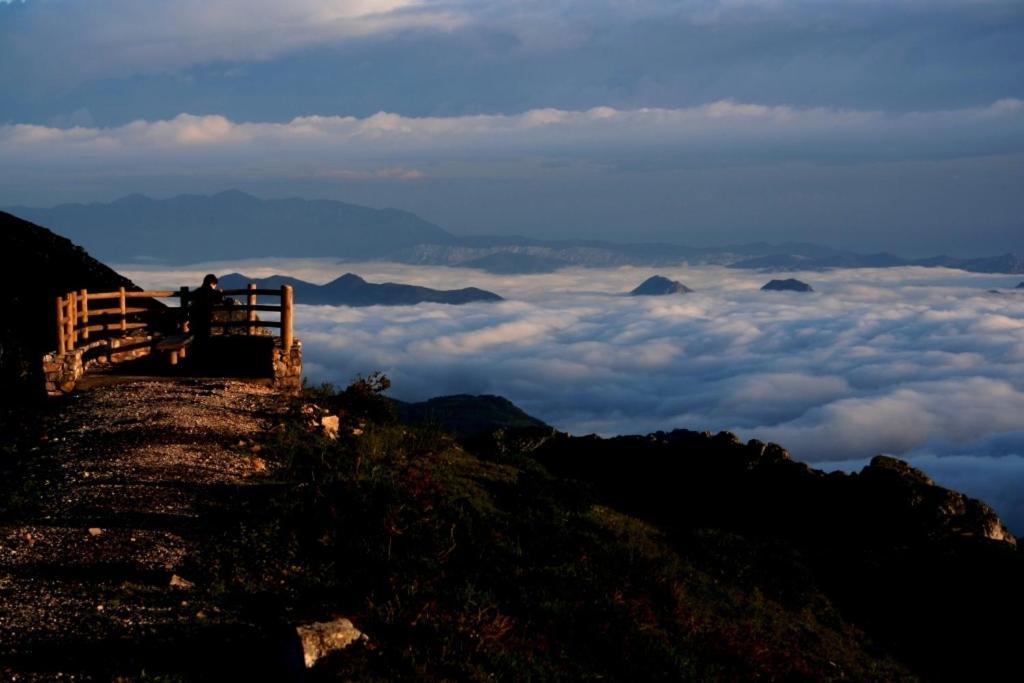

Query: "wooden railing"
<box><xmin>54</xmin><ymin>284</ymin><xmax>295</xmax><ymax>356</ymax></box>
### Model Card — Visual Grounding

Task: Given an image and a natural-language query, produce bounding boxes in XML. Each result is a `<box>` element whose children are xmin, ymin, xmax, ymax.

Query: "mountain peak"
<box><xmin>762</xmin><ymin>278</ymin><xmax>814</xmax><ymax>292</ymax></box>
<box><xmin>210</xmin><ymin>189</ymin><xmax>258</xmax><ymax>201</ymax></box>
<box><xmin>630</xmin><ymin>275</ymin><xmax>693</xmax><ymax>296</ymax></box>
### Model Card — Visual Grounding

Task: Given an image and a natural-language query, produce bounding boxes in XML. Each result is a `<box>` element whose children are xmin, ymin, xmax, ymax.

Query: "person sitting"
<box><xmin>188</xmin><ymin>273</ymin><xmax>224</xmax><ymax>340</ymax></box>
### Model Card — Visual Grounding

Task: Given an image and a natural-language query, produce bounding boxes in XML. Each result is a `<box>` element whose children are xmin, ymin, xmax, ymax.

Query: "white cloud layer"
<box><xmin>2</xmin><ymin>100</ymin><xmax>1022</xmax><ymax>176</ymax></box>
<box><xmin>124</xmin><ymin>261</ymin><xmax>1024</xmax><ymax>527</ymax></box>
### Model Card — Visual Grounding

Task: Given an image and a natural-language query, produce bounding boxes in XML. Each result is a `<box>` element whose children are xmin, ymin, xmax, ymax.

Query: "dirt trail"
<box><xmin>0</xmin><ymin>378</ymin><xmax>293</xmax><ymax>679</ymax></box>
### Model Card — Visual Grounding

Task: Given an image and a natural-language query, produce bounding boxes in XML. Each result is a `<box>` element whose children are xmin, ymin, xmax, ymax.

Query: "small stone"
<box><xmin>321</xmin><ymin>415</ymin><xmax>340</xmax><ymax>440</ymax></box>
<box><xmin>169</xmin><ymin>574</ymin><xmax>194</xmax><ymax>590</ymax></box>
<box><xmin>88</xmin><ymin>527</ymin><xmax>103</xmax><ymax>537</ymax></box>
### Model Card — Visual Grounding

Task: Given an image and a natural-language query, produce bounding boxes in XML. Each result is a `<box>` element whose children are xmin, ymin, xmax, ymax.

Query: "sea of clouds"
<box><xmin>123</xmin><ymin>260</ymin><xmax>1024</xmax><ymax>531</ymax></box>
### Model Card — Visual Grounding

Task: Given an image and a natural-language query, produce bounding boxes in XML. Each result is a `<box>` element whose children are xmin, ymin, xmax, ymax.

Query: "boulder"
<box><xmin>295</xmin><ymin>617</ymin><xmax>366</xmax><ymax>668</ymax></box>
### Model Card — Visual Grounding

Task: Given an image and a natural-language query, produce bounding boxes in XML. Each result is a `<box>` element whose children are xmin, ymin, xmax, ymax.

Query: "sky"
<box><xmin>1</xmin><ymin>0</ymin><xmax>1023</xmax><ymax>254</ymax></box>
<box><xmin>122</xmin><ymin>260</ymin><xmax>1024</xmax><ymax>530</ymax></box>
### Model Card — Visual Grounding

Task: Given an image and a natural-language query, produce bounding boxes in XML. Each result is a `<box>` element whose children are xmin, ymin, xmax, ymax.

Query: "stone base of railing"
<box><xmin>43</xmin><ymin>335</ymin><xmax>301</xmax><ymax>396</ymax></box>
<box><xmin>272</xmin><ymin>339</ymin><xmax>303</xmax><ymax>394</ymax></box>
<box><xmin>43</xmin><ymin>335</ymin><xmax>157</xmax><ymax>396</ymax></box>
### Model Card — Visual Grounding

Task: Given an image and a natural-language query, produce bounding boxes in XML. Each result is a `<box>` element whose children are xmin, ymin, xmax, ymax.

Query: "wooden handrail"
<box><xmin>218</xmin><ymin>320</ymin><xmax>283</xmax><ymax>329</ymax></box>
<box><xmin>54</xmin><ymin>282</ymin><xmax>295</xmax><ymax>357</ymax></box>
<box><xmin>219</xmin><ymin>288</ymin><xmax>282</xmax><ymax>297</ymax></box>
<box><xmin>210</xmin><ymin>303</ymin><xmax>282</xmax><ymax>313</ymax></box>
<box><xmin>88</xmin><ymin>306</ymin><xmax>152</xmax><ymax>316</ymax></box>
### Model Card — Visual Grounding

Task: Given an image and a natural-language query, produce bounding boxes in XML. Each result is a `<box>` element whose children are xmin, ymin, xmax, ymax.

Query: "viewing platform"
<box><xmin>42</xmin><ymin>284</ymin><xmax>302</xmax><ymax>395</ymax></box>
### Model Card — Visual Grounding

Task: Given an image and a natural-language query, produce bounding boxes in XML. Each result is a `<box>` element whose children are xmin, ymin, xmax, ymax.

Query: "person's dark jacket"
<box><xmin>188</xmin><ymin>285</ymin><xmax>224</xmax><ymax>338</ymax></box>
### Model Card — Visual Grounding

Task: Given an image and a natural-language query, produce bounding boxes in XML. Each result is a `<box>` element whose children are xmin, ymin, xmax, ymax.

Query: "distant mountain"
<box><xmin>730</xmin><ymin>250</ymin><xmax>1024</xmax><ymax>275</ymax></box>
<box><xmin>0</xmin><ymin>211</ymin><xmax>139</xmax><ymax>399</ymax></box>
<box><xmin>394</xmin><ymin>394</ymin><xmax>549</xmax><ymax>438</ymax></box>
<box><xmin>630</xmin><ymin>275</ymin><xmax>694</xmax><ymax>296</ymax></box>
<box><xmin>6</xmin><ymin>192</ymin><xmax>1022</xmax><ymax>274</ymax></box>
<box><xmin>913</xmin><ymin>253</ymin><xmax>1024</xmax><ymax>273</ymax></box>
<box><xmin>731</xmin><ymin>252</ymin><xmax>909</xmax><ymax>270</ymax></box>
<box><xmin>5</xmin><ymin>190</ymin><xmax>455</xmax><ymax>263</ymax></box>
<box><xmin>218</xmin><ymin>272</ymin><xmax>502</xmax><ymax>307</ymax></box>
<box><xmin>762</xmin><ymin>278</ymin><xmax>814</xmax><ymax>292</ymax></box>
<box><xmin>451</xmin><ymin>252</ymin><xmax>571</xmax><ymax>274</ymax></box>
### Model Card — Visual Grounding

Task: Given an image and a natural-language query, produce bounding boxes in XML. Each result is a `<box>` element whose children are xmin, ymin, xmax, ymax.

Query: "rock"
<box><xmin>320</xmin><ymin>415</ymin><xmax>340</xmax><ymax>440</ymax></box>
<box><xmin>1017</xmin><ymin>281</ymin><xmax>1024</xmax><ymax>289</ymax></box>
<box><xmin>867</xmin><ymin>455</ymin><xmax>934</xmax><ymax>486</ymax></box>
<box><xmin>630</xmin><ymin>275</ymin><xmax>693</xmax><ymax>296</ymax></box>
<box><xmin>169</xmin><ymin>574</ymin><xmax>194</xmax><ymax>590</ymax></box>
<box><xmin>88</xmin><ymin>527</ymin><xmax>103</xmax><ymax>537</ymax></box>
<box><xmin>295</xmin><ymin>617</ymin><xmax>366</xmax><ymax>668</ymax></box>
<box><xmin>761</xmin><ymin>278</ymin><xmax>814</xmax><ymax>292</ymax></box>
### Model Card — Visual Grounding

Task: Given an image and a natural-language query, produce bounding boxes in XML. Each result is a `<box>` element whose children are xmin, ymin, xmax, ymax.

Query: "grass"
<box><xmin>192</xmin><ymin>379</ymin><xmax>911</xmax><ymax>681</ymax></box>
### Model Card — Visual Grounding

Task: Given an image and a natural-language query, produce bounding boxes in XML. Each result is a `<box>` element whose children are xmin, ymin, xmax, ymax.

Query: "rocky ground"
<box><xmin>0</xmin><ymin>378</ymin><xmax>305</xmax><ymax>680</ymax></box>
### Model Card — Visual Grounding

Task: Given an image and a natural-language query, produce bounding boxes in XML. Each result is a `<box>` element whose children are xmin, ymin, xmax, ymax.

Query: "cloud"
<box><xmin>0</xmin><ymin>1</ymin><xmax>461</xmax><ymax>83</ymax></box>
<box><xmin>121</xmin><ymin>261</ymin><xmax>1024</xmax><ymax>451</ymax></box>
<box><xmin>122</xmin><ymin>260</ymin><xmax>1024</xmax><ymax>525</ymax></box>
<box><xmin>2</xmin><ymin>100</ymin><xmax>1022</xmax><ymax>176</ymax></box>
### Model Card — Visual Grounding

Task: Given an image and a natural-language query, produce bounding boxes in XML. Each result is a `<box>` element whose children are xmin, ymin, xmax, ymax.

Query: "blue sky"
<box><xmin>1</xmin><ymin>0</ymin><xmax>1023</xmax><ymax>254</ymax></box>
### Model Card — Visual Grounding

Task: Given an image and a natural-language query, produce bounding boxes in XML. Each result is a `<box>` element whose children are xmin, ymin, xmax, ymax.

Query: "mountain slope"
<box><xmin>0</xmin><ymin>211</ymin><xmax>139</xmax><ymax>399</ymax></box>
<box><xmin>394</xmin><ymin>394</ymin><xmax>550</xmax><ymax>437</ymax></box>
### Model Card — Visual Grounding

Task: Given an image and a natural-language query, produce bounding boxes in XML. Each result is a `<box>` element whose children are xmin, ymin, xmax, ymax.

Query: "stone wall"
<box><xmin>43</xmin><ymin>334</ymin><xmax>300</xmax><ymax>396</ymax></box>
<box><xmin>272</xmin><ymin>339</ymin><xmax>303</xmax><ymax>393</ymax></box>
<box><xmin>42</xmin><ymin>335</ymin><xmax>156</xmax><ymax>397</ymax></box>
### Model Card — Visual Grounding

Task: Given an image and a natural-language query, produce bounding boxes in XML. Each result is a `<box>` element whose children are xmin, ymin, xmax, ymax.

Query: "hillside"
<box><xmin>394</xmin><ymin>393</ymin><xmax>550</xmax><ymax>437</ymax></box>
<box><xmin>3</xmin><ymin>370</ymin><xmax>1023</xmax><ymax>678</ymax></box>
<box><xmin>0</xmin><ymin>377</ymin><xmax>912</xmax><ymax>679</ymax></box>
<box><xmin>0</xmin><ymin>211</ymin><xmax>140</xmax><ymax>400</ymax></box>
<box><xmin>218</xmin><ymin>272</ymin><xmax>502</xmax><ymax>307</ymax></box>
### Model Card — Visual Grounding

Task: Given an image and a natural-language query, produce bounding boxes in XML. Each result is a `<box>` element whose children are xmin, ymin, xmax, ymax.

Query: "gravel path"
<box><xmin>0</xmin><ymin>378</ymin><xmax>288</xmax><ymax>679</ymax></box>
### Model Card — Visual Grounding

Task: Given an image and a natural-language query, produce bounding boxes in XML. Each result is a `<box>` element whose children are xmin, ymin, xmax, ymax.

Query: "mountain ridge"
<box><xmin>6</xmin><ymin>192</ymin><xmax>1022</xmax><ymax>273</ymax></box>
<box><xmin>217</xmin><ymin>272</ymin><xmax>502</xmax><ymax>307</ymax></box>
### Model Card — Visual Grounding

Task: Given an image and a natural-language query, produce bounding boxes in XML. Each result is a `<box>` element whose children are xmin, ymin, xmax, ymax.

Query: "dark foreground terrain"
<box><xmin>3</xmin><ymin>374</ymin><xmax>1022</xmax><ymax>680</ymax></box>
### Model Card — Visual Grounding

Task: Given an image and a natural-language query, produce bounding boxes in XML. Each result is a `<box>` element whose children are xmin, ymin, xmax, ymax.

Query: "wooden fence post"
<box><xmin>65</xmin><ymin>293</ymin><xmax>75</xmax><ymax>351</ymax></box>
<box><xmin>119</xmin><ymin>287</ymin><xmax>127</xmax><ymax>333</ymax></box>
<box><xmin>56</xmin><ymin>296</ymin><xmax>66</xmax><ymax>354</ymax></box>
<box><xmin>281</xmin><ymin>285</ymin><xmax>294</xmax><ymax>353</ymax></box>
<box><xmin>247</xmin><ymin>283</ymin><xmax>257</xmax><ymax>335</ymax></box>
<box><xmin>68</xmin><ymin>291</ymin><xmax>78</xmax><ymax>349</ymax></box>
<box><xmin>79</xmin><ymin>288</ymin><xmax>89</xmax><ymax>340</ymax></box>
<box><xmin>179</xmin><ymin>287</ymin><xmax>189</xmax><ymax>333</ymax></box>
